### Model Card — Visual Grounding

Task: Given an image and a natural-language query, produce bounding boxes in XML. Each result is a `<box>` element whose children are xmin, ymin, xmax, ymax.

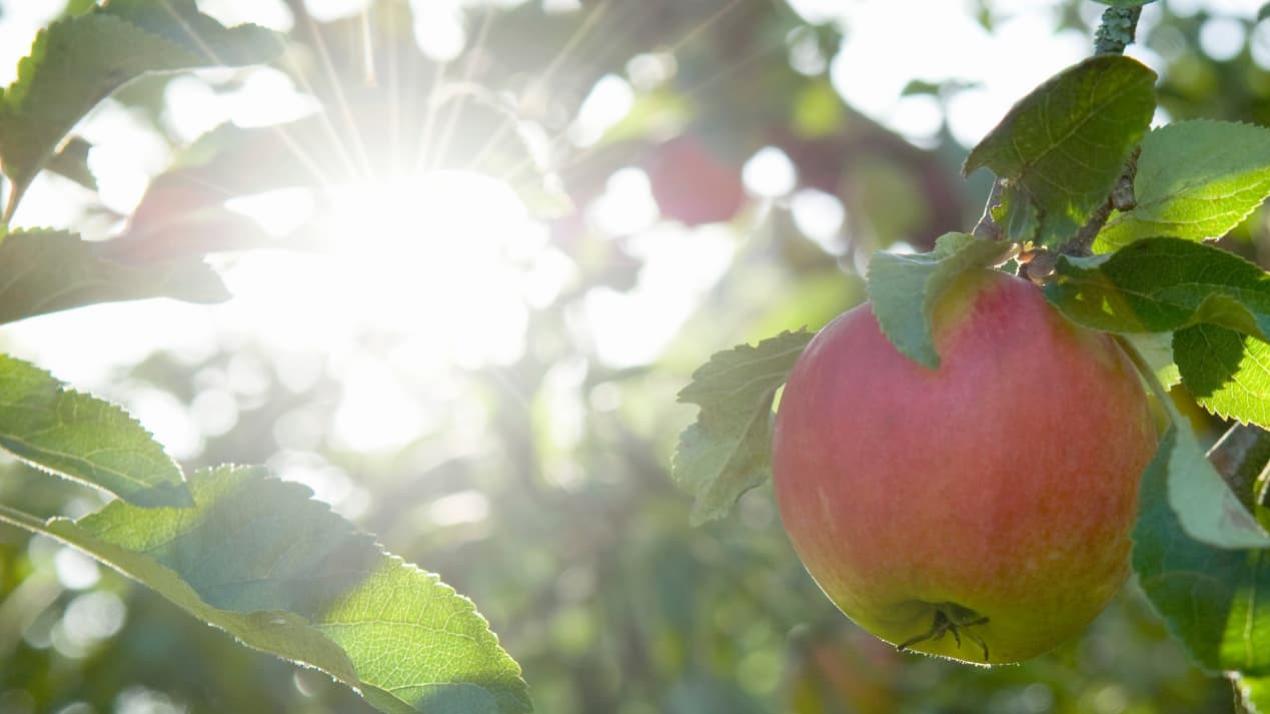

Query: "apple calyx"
<box><xmin>895</xmin><ymin>603</ymin><xmax>990</xmax><ymax>663</ymax></box>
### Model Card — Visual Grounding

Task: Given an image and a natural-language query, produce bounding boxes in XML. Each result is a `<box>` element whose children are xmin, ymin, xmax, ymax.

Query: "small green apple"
<box><xmin>772</xmin><ymin>269</ymin><xmax>1157</xmax><ymax>665</ymax></box>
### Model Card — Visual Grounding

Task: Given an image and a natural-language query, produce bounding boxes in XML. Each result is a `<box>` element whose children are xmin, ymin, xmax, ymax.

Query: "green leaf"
<box><xmin>0</xmin><ymin>230</ymin><xmax>229</xmax><ymax>325</ymax></box>
<box><xmin>0</xmin><ymin>354</ymin><xmax>190</xmax><ymax>507</ymax></box>
<box><xmin>1161</xmin><ymin>420</ymin><xmax>1270</xmax><ymax>549</ymax></box>
<box><xmin>96</xmin><ymin>0</ymin><xmax>282</xmax><ymax>64</ymax></box>
<box><xmin>865</xmin><ymin>233</ymin><xmax>1014</xmax><ymax>368</ymax></box>
<box><xmin>1092</xmin><ymin>1</ymin><xmax>1156</xmax><ymax>5</ymax></box>
<box><xmin>1044</xmin><ymin>238</ymin><xmax>1270</xmax><ymax>339</ymax></box>
<box><xmin>1175</xmin><ymin>325</ymin><xmax>1270</xmax><ymax>429</ymax></box>
<box><xmin>0</xmin><ymin>0</ymin><xmax>281</xmax><ymax>207</ymax></box>
<box><xmin>1133</xmin><ymin>429</ymin><xmax>1270</xmax><ymax>674</ymax></box>
<box><xmin>673</xmin><ymin>331</ymin><xmax>813</xmax><ymax>525</ymax></box>
<box><xmin>1125</xmin><ymin>332</ymin><xmax>1181</xmax><ymax>390</ymax></box>
<box><xmin>25</xmin><ymin>466</ymin><xmax>531</xmax><ymax>714</ymax></box>
<box><xmin>1237</xmin><ymin>674</ymin><xmax>1270</xmax><ymax>712</ymax></box>
<box><xmin>963</xmin><ymin>55</ymin><xmax>1156</xmax><ymax>246</ymax></box>
<box><xmin>1096</xmin><ymin>121</ymin><xmax>1270</xmax><ymax>251</ymax></box>
<box><xmin>1122</xmin><ymin>337</ymin><xmax>1270</xmax><ymax>549</ymax></box>
<box><xmin>992</xmin><ymin>183</ymin><xmax>1041</xmax><ymax>243</ymax></box>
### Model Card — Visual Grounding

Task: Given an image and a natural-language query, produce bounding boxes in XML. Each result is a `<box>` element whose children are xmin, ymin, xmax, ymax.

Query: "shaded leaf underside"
<box><xmin>0</xmin><ymin>230</ymin><xmax>229</xmax><ymax>325</ymax></box>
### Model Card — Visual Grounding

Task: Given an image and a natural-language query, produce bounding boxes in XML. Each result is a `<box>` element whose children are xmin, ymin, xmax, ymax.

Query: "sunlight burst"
<box><xmin>225</xmin><ymin>170</ymin><xmax>547</xmax><ymax>369</ymax></box>
<box><xmin>325</xmin><ymin>170</ymin><xmax>543</xmax><ymax>365</ymax></box>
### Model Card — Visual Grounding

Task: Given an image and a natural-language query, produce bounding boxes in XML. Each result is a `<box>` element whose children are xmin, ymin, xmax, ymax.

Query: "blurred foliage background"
<box><xmin>0</xmin><ymin>0</ymin><xmax>1268</xmax><ymax>712</ymax></box>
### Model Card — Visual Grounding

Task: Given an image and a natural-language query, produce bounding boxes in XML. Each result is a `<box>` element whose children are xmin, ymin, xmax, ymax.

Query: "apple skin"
<box><xmin>771</xmin><ymin>269</ymin><xmax>1157</xmax><ymax>665</ymax></box>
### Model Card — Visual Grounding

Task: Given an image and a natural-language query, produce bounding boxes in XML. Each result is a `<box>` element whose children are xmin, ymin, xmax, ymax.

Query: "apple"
<box><xmin>771</xmin><ymin>269</ymin><xmax>1157</xmax><ymax>665</ymax></box>
<box><xmin>645</xmin><ymin>135</ymin><xmax>746</xmax><ymax>226</ymax></box>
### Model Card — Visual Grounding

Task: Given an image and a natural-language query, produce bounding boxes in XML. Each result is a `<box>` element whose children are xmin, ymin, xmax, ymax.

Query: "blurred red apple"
<box><xmin>772</xmin><ymin>270</ymin><xmax>1157</xmax><ymax>664</ymax></box>
<box><xmin>645</xmin><ymin>135</ymin><xmax>746</xmax><ymax>226</ymax></box>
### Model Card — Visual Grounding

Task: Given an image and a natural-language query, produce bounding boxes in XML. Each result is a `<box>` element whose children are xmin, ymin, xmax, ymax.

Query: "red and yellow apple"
<box><xmin>772</xmin><ymin>269</ymin><xmax>1157</xmax><ymax>664</ymax></box>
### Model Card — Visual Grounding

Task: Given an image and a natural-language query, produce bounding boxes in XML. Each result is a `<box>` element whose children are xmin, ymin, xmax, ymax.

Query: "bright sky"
<box><xmin>0</xmin><ymin>0</ymin><xmax>1266</xmax><ymax>489</ymax></box>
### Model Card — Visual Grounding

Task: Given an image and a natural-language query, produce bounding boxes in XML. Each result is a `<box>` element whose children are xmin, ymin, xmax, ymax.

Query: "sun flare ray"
<box><xmin>428</xmin><ymin>6</ymin><xmax>498</xmax><ymax>174</ymax></box>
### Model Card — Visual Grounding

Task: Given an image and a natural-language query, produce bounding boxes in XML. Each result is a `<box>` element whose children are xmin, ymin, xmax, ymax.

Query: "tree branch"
<box><xmin>973</xmin><ymin>5</ymin><xmax>1143</xmax><ymax>253</ymax></box>
<box><xmin>1060</xmin><ymin>146</ymin><xmax>1139</xmax><ymax>257</ymax></box>
<box><xmin>1208</xmin><ymin>424</ymin><xmax>1270</xmax><ymax>511</ymax></box>
<box><xmin>1094</xmin><ymin>5</ymin><xmax>1144</xmax><ymax>56</ymax></box>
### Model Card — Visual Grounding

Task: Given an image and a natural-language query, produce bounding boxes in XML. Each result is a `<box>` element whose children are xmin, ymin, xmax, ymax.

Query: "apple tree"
<box><xmin>674</xmin><ymin>3</ymin><xmax>1270</xmax><ymax>710</ymax></box>
<box><xmin>0</xmin><ymin>0</ymin><xmax>1268</xmax><ymax>712</ymax></box>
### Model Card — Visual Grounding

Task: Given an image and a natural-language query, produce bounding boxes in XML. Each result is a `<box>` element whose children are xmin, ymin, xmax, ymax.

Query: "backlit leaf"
<box><xmin>963</xmin><ymin>55</ymin><xmax>1155</xmax><ymax>246</ymax></box>
<box><xmin>1096</xmin><ymin>121</ymin><xmax>1270</xmax><ymax>251</ymax></box>
<box><xmin>0</xmin><ymin>0</ymin><xmax>280</xmax><ymax>207</ymax></box>
<box><xmin>1175</xmin><ymin>325</ymin><xmax>1270</xmax><ymax>430</ymax></box>
<box><xmin>0</xmin><ymin>354</ymin><xmax>190</xmax><ymax>507</ymax></box>
<box><xmin>673</xmin><ymin>331</ymin><xmax>813</xmax><ymax>525</ymax></box>
<box><xmin>1238</xmin><ymin>675</ymin><xmax>1270</xmax><ymax>712</ymax></box>
<box><xmin>29</xmin><ymin>466</ymin><xmax>531</xmax><ymax>714</ymax></box>
<box><xmin>0</xmin><ymin>230</ymin><xmax>229</xmax><ymax>325</ymax></box>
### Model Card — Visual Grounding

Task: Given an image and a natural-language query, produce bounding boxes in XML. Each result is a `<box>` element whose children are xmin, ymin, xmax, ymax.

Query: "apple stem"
<box><xmin>895</xmin><ymin>604</ymin><xmax>990</xmax><ymax>662</ymax></box>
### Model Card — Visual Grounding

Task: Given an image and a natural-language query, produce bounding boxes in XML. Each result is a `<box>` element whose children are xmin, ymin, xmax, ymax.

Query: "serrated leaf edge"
<box><xmin>962</xmin><ymin>54</ymin><xmax>1155</xmax><ymax>177</ymax></box>
<box><xmin>0</xmin><ymin>8</ymin><xmax>280</xmax><ymax>198</ymax></box>
<box><xmin>1049</xmin><ymin>239</ymin><xmax>1270</xmax><ymax>339</ymax></box>
<box><xmin>676</xmin><ymin>330</ymin><xmax>813</xmax><ymax>405</ymax></box>
<box><xmin>41</xmin><ymin>465</ymin><xmax>531</xmax><ymax>713</ymax></box>
<box><xmin>672</xmin><ymin>331</ymin><xmax>813</xmax><ymax>524</ymax></box>
<box><xmin>0</xmin><ymin>353</ymin><xmax>189</xmax><ymax>506</ymax></box>
<box><xmin>1100</xmin><ymin>119</ymin><xmax>1270</xmax><ymax>247</ymax></box>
